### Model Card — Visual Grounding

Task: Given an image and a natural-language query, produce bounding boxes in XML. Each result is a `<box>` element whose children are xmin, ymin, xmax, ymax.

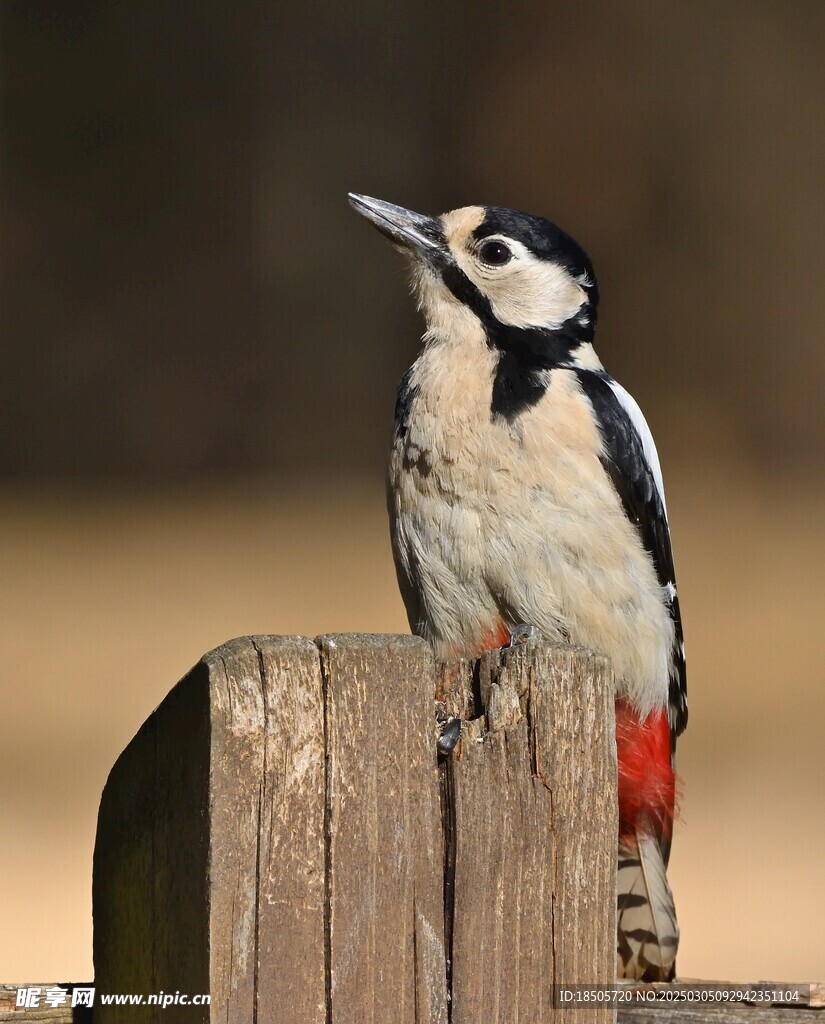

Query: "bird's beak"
<box><xmin>348</xmin><ymin>193</ymin><xmax>444</xmax><ymax>256</ymax></box>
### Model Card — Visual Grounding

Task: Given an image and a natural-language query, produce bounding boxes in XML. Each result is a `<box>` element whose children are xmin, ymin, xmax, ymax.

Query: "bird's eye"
<box><xmin>478</xmin><ymin>240</ymin><xmax>513</xmax><ymax>266</ymax></box>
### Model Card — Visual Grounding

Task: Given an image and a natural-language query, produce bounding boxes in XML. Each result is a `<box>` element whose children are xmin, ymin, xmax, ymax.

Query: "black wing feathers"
<box><xmin>575</xmin><ymin>370</ymin><xmax>688</xmax><ymax>741</ymax></box>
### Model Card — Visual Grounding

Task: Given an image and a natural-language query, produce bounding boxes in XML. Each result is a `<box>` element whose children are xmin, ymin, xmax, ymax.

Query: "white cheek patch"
<box><xmin>452</xmin><ymin>237</ymin><xmax>587</xmax><ymax>331</ymax></box>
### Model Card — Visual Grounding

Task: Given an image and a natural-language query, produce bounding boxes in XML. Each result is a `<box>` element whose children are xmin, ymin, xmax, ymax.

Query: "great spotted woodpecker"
<box><xmin>349</xmin><ymin>193</ymin><xmax>687</xmax><ymax>981</ymax></box>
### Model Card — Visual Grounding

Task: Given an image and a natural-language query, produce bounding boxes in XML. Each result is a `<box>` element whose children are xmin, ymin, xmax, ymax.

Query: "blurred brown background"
<box><xmin>1</xmin><ymin>0</ymin><xmax>823</xmax><ymax>983</ymax></box>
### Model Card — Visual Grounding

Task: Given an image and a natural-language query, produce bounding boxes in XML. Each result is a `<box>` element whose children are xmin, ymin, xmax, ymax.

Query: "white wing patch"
<box><xmin>606</xmin><ymin>379</ymin><xmax>668</xmax><ymax>518</ymax></box>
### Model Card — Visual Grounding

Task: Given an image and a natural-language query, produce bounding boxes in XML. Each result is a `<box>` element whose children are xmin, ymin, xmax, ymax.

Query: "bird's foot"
<box><xmin>437</xmin><ymin>716</ymin><xmax>462</xmax><ymax>759</ymax></box>
<box><xmin>507</xmin><ymin>623</ymin><xmax>542</xmax><ymax>647</ymax></box>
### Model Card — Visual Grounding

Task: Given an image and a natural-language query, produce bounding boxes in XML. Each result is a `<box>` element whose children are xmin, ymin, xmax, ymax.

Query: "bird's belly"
<box><xmin>389</xmin><ymin>397</ymin><xmax>673</xmax><ymax>716</ymax></box>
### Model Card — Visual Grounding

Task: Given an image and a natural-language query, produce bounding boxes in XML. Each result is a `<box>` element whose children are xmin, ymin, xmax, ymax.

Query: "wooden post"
<box><xmin>93</xmin><ymin>635</ymin><xmax>617</xmax><ymax>1023</ymax></box>
<box><xmin>445</xmin><ymin>646</ymin><xmax>617</xmax><ymax>1024</ymax></box>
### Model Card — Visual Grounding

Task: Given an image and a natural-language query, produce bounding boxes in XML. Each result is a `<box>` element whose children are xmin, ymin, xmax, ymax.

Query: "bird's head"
<box><xmin>348</xmin><ymin>194</ymin><xmax>599</xmax><ymax>360</ymax></box>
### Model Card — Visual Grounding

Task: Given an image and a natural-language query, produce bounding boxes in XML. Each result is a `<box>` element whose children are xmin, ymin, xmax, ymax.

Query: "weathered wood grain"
<box><xmin>0</xmin><ymin>984</ymin><xmax>86</xmax><ymax>1023</ymax></box>
<box><xmin>0</xmin><ymin>1009</ymin><xmax>75</xmax><ymax>1023</ymax></box>
<box><xmin>318</xmin><ymin>634</ymin><xmax>448</xmax><ymax>1024</ymax></box>
<box><xmin>204</xmin><ymin>639</ymin><xmax>263</xmax><ymax>1022</ymax></box>
<box><xmin>249</xmin><ymin>636</ymin><xmax>326</xmax><ymax>1023</ymax></box>
<box><xmin>206</xmin><ymin>636</ymin><xmax>326</xmax><ymax>1024</ymax></box>
<box><xmin>449</xmin><ymin>712</ymin><xmax>557</xmax><ymax>1021</ymax></box>
<box><xmin>434</xmin><ymin>657</ymin><xmax>476</xmax><ymax>721</ymax></box>
<box><xmin>618</xmin><ymin>1004</ymin><xmax>821</xmax><ymax>1023</ymax></box>
<box><xmin>94</xmin><ymin>635</ymin><xmax>326</xmax><ymax>1024</ymax></box>
<box><xmin>448</xmin><ymin>643</ymin><xmax>617</xmax><ymax>1024</ymax></box>
<box><xmin>526</xmin><ymin>645</ymin><xmax>618</xmax><ymax>1017</ymax></box>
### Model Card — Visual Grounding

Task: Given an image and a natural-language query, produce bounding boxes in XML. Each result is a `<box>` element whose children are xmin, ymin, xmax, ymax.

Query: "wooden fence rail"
<box><xmin>92</xmin><ymin>634</ymin><xmax>616</xmax><ymax>1023</ymax></box>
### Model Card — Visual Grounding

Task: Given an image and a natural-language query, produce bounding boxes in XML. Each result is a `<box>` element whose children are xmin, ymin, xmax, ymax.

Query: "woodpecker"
<box><xmin>349</xmin><ymin>192</ymin><xmax>687</xmax><ymax>982</ymax></box>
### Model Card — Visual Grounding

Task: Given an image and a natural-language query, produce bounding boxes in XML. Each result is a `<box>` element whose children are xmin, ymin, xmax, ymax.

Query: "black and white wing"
<box><xmin>575</xmin><ymin>369</ymin><xmax>688</xmax><ymax>743</ymax></box>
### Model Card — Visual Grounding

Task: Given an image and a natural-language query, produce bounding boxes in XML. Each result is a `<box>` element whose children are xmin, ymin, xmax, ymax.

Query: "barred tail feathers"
<box><xmin>617</xmin><ymin>825</ymin><xmax>679</xmax><ymax>980</ymax></box>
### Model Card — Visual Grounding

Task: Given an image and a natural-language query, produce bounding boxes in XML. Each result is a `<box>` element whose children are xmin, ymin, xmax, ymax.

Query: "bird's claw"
<box><xmin>437</xmin><ymin>717</ymin><xmax>462</xmax><ymax>759</ymax></box>
<box><xmin>508</xmin><ymin>623</ymin><xmax>542</xmax><ymax>647</ymax></box>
